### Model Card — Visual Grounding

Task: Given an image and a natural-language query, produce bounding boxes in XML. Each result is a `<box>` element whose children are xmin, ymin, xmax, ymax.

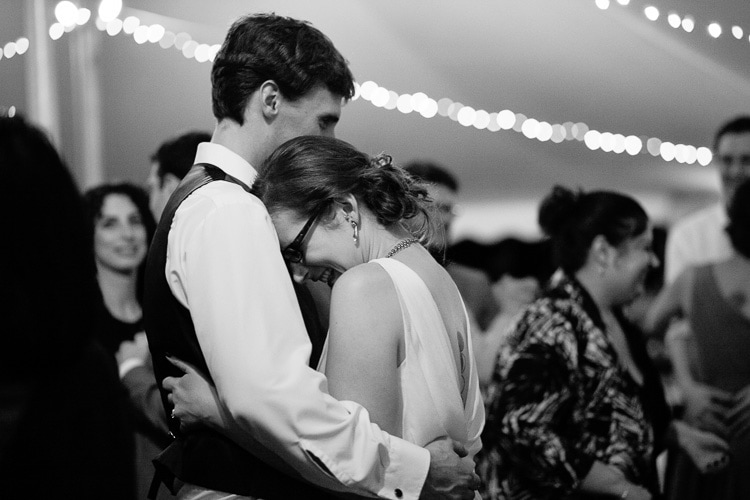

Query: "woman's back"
<box><xmin>320</xmin><ymin>246</ymin><xmax>483</xmax><ymax>456</ymax></box>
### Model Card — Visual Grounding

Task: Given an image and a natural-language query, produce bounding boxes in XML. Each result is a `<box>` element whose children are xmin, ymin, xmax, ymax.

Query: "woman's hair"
<box><xmin>726</xmin><ymin>178</ymin><xmax>750</xmax><ymax>259</ymax></box>
<box><xmin>83</xmin><ymin>182</ymin><xmax>156</xmax><ymax>302</ymax></box>
<box><xmin>1</xmin><ymin>114</ymin><xmax>99</xmax><ymax>377</ymax></box>
<box><xmin>486</xmin><ymin>237</ymin><xmax>551</xmax><ymax>284</ymax></box>
<box><xmin>255</xmin><ymin>135</ymin><xmax>435</xmax><ymax>242</ymax></box>
<box><xmin>538</xmin><ymin>185</ymin><xmax>649</xmax><ymax>273</ymax></box>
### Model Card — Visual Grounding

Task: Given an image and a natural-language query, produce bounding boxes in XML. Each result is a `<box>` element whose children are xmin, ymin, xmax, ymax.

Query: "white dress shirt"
<box><xmin>664</xmin><ymin>202</ymin><xmax>732</xmax><ymax>284</ymax></box>
<box><xmin>165</xmin><ymin>142</ymin><xmax>429</xmax><ymax>499</ymax></box>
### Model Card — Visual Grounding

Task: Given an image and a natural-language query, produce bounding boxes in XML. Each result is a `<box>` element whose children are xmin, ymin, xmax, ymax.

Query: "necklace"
<box><xmin>386</xmin><ymin>238</ymin><xmax>420</xmax><ymax>258</ymax></box>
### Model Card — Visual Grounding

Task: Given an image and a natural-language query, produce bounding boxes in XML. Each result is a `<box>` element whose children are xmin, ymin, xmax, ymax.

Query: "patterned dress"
<box><xmin>476</xmin><ymin>271</ymin><xmax>670</xmax><ymax>499</ymax></box>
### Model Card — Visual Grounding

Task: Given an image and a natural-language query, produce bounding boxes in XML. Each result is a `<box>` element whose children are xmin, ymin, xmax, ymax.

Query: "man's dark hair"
<box><xmin>714</xmin><ymin>115</ymin><xmax>750</xmax><ymax>151</ymax></box>
<box><xmin>211</xmin><ymin>13</ymin><xmax>355</xmax><ymax>124</ymax></box>
<box><xmin>402</xmin><ymin>160</ymin><xmax>460</xmax><ymax>192</ymax></box>
<box><xmin>151</xmin><ymin>131</ymin><xmax>211</xmax><ymax>185</ymax></box>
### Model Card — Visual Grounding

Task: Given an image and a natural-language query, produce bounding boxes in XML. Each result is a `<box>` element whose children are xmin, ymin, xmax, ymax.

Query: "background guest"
<box><xmin>84</xmin><ymin>182</ymin><xmax>168</xmax><ymax>499</ymax></box>
<box><xmin>403</xmin><ymin>160</ymin><xmax>500</xmax><ymax>332</ymax></box>
<box><xmin>473</xmin><ymin>237</ymin><xmax>545</xmax><ymax>389</ymax></box>
<box><xmin>0</xmin><ymin>114</ymin><xmax>133</xmax><ymax>498</ymax></box>
<box><xmin>147</xmin><ymin>130</ymin><xmax>211</xmax><ymax>221</ymax></box>
<box><xmin>646</xmin><ymin>178</ymin><xmax>750</xmax><ymax>499</ymax></box>
<box><xmin>477</xmin><ymin>185</ymin><xmax>728</xmax><ymax>500</ymax></box>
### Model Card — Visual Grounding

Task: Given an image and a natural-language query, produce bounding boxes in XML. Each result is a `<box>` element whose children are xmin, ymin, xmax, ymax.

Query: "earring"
<box><xmin>351</xmin><ymin>220</ymin><xmax>359</xmax><ymax>244</ymax></box>
<box><xmin>344</xmin><ymin>213</ymin><xmax>359</xmax><ymax>245</ymax></box>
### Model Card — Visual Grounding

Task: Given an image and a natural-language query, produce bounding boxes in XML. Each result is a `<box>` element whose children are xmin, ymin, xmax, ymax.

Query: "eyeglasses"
<box><xmin>282</xmin><ymin>207</ymin><xmax>323</xmax><ymax>264</ymax></box>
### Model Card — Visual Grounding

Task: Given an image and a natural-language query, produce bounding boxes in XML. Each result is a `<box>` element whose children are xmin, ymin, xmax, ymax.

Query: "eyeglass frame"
<box><xmin>281</xmin><ymin>204</ymin><xmax>326</xmax><ymax>264</ymax></box>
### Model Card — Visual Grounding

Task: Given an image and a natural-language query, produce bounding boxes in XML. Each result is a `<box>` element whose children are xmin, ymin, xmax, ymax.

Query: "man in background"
<box><xmin>147</xmin><ymin>130</ymin><xmax>211</xmax><ymax>221</ymax></box>
<box><xmin>665</xmin><ymin>115</ymin><xmax>750</xmax><ymax>283</ymax></box>
<box><xmin>403</xmin><ymin>160</ymin><xmax>499</xmax><ymax>333</ymax></box>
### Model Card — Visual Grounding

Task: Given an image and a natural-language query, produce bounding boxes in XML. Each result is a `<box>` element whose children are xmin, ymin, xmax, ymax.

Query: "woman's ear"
<box><xmin>590</xmin><ymin>234</ymin><xmax>616</xmax><ymax>273</ymax></box>
<box><xmin>337</xmin><ymin>194</ymin><xmax>360</xmax><ymax>223</ymax></box>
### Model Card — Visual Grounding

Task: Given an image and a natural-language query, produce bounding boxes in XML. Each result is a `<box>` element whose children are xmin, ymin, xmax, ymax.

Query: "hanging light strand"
<box><xmin>352</xmin><ymin>80</ymin><xmax>713</xmax><ymax>166</ymax></box>
<box><xmin>594</xmin><ymin>0</ymin><xmax>746</xmax><ymax>43</ymax></box>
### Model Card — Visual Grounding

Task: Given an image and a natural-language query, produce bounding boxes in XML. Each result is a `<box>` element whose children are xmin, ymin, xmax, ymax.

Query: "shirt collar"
<box><xmin>194</xmin><ymin>142</ymin><xmax>258</xmax><ymax>187</ymax></box>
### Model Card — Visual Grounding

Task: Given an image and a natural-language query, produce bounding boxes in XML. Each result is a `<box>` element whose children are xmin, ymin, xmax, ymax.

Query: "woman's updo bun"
<box><xmin>357</xmin><ymin>153</ymin><xmax>429</xmax><ymax>227</ymax></box>
<box><xmin>538</xmin><ymin>184</ymin><xmax>649</xmax><ymax>273</ymax></box>
<box><xmin>538</xmin><ymin>185</ymin><xmax>581</xmax><ymax>240</ymax></box>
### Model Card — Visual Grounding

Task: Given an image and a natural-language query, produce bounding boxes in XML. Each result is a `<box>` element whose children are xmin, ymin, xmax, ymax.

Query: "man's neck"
<box><xmin>212</xmin><ymin>119</ymin><xmax>267</xmax><ymax>167</ymax></box>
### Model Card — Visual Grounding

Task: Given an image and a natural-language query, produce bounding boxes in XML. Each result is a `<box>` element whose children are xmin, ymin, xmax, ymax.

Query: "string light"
<box><xmin>2</xmin><ymin>1</ymin><xmax>718</xmax><ymax>167</ymax></box>
<box><xmin>352</xmin><ymin>80</ymin><xmax>713</xmax><ymax>166</ymax></box>
<box><xmin>599</xmin><ymin>0</ymin><xmax>750</xmax><ymax>46</ymax></box>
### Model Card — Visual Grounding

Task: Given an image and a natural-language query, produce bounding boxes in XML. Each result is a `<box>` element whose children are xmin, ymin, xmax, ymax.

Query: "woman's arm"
<box><xmin>580</xmin><ymin>461</ymin><xmax>651</xmax><ymax>499</ymax></box>
<box><xmin>643</xmin><ymin>269</ymin><xmax>690</xmax><ymax>335</ymax></box>
<box><xmin>324</xmin><ymin>263</ymin><xmax>403</xmax><ymax>436</ymax></box>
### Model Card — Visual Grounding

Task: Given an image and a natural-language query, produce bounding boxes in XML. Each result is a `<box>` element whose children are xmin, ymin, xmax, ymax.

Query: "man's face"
<box><xmin>269</xmin><ymin>84</ymin><xmax>343</xmax><ymax>153</ymax></box>
<box><xmin>424</xmin><ymin>183</ymin><xmax>458</xmax><ymax>237</ymax></box>
<box><xmin>715</xmin><ymin>131</ymin><xmax>750</xmax><ymax>203</ymax></box>
<box><xmin>146</xmin><ymin>162</ymin><xmax>174</xmax><ymax>222</ymax></box>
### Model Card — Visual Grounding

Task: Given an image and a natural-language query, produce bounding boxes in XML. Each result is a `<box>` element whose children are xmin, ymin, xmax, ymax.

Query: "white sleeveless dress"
<box><xmin>318</xmin><ymin>258</ymin><xmax>484</xmax><ymax>461</ymax></box>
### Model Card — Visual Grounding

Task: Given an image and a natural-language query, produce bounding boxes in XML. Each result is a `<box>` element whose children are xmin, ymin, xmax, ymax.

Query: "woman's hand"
<box><xmin>162</xmin><ymin>356</ymin><xmax>223</xmax><ymax>432</ymax></box>
<box><xmin>673</xmin><ymin>420</ymin><xmax>730</xmax><ymax>474</ymax></box>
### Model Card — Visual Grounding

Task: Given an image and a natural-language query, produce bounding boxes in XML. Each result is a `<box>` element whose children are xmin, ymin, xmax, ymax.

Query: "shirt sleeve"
<box><xmin>485</xmin><ymin>307</ymin><xmax>594</xmax><ymax>496</ymax></box>
<box><xmin>170</xmin><ymin>193</ymin><xmax>429</xmax><ymax>499</ymax></box>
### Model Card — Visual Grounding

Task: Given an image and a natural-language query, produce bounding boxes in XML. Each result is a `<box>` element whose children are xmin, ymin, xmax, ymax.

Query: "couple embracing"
<box><xmin>143</xmin><ymin>13</ymin><xmax>483</xmax><ymax>500</ymax></box>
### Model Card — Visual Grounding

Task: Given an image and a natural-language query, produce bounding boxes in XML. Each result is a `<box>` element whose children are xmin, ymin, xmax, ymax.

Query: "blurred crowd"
<box><xmin>2</xmin><ymin>11</ymin><xmax>750</xmax><ymax>500</ymax></box>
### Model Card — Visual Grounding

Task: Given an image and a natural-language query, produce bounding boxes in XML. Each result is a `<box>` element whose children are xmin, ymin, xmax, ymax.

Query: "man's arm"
<box><xmin>172</xmin><ymin>193</ymin><xmax>475</xmax><ymax>499</ymax></box>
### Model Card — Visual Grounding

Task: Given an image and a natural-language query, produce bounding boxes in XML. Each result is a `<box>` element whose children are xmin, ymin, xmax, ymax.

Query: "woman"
<box><xmin>477</xmin><ymin>186</ymin><xmax>729</xmax><ymax>500</ymax></box>
<box><xmin>473</xmin><ymin>238</ymin><xmax>547</xmax><ymax>390</ymax></box>
<box><xmin>1</xmin><ymin>115</ymin><xmax>132</xmax><ymax>497</ymax></box>
<box><xmin>163</xmin><ymin>136</ymin><xmax>484</xmax><ymax>488</ymax></box>
<box><xmin>646</xmin><ymin>178</ymin><xmax>750</xmax><ymax>499</ymax></box>
<box><xmin>84</xmin><ymin>183</ymin><xmax>169</xmax><ymax>500</ymax></box>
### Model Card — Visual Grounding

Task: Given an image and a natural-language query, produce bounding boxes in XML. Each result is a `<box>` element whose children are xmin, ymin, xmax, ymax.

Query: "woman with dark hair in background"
<box><xmin>477</xmin><ymin>186</ymin><xmax>728</xmax><ymax>500</ymax></box>
<box><xmin>0</xmin><ymin>115</ymin><xmax>132</xmax><ymax>497</ymax></box>
<box><xmin>84</xmin><ymin>183</ymin><xmax>169</xmax><ymax>499</ymax></box>
<box><xmin>473</xmin><ymin>238</ymin><xmax>548</xmax><ymax>390</ymax></box>
<box><xmin>646</xmin><ymin>178</ymin><xmax>750</xmax><ymax>500</ymax></box>
<box><xmin>162</xmin><ymin>135</ymin><xmax>484</xmax><ymax>496</ymax></box>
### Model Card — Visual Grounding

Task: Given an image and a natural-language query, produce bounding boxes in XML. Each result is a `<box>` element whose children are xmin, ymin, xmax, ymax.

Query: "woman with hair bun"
<box><xmin>163</xmin><ymin>136</ymin><xmax>484</xmax><ymax>491</ymax></box>
<box><xmin>477</xmin><ymin>186</ymin><xmax>728</xmax><ymax>500</ymax></box>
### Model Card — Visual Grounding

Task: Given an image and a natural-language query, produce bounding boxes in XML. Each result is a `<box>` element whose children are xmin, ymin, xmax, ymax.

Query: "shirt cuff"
<box><xmin>378</xmin><ymin>438</ymin><xmax>430</xmax><ymax>500</ymax></box>
<box><xmin>119</xmin><ymin>358</ymin><xmax>145</xmax><ymax>379</ymax></box>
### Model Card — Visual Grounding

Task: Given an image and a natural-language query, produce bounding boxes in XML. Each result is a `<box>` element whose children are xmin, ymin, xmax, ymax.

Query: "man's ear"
<box><xmin>163</xmin><ymin>173</ymin><xmax>181</xmax><ymax>193</ymax></box>
<box><xmin>259</xmin><ymin>80</ymin><xmax>281</xmax><ymax>118</ymax></box>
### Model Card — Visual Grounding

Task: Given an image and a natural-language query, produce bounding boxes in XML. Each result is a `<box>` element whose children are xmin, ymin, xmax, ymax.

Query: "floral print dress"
<box><xmin>476</xmin><ymin>271</ymin><xmax>670</xmax><ymax>499</ymax></box>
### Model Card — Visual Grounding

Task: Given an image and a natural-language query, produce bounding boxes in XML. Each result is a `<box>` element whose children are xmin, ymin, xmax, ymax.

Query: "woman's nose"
<box><xmin>289</xmin><ymin>262</ymin><xmax>309</xmax><ymax>283</ymax></box>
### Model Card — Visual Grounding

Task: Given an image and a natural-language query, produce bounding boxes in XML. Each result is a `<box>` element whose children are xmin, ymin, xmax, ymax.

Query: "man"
<box><xmin>146</xmin><ymin>130</ymin><xmax>212</xmax><ymax>221</ymax></box>
<box><xmin>403</xmin><ymin>160</ymin><xmax>499</xmax><ymax>333</ymax></box>
<box><xmin>662</xmin><ymin>115</ymin><xmax>750</xmax><ymax>433</ymax></box>
<box><xmin>665</xmin><ymin>115</ymin><xmax>750</xmax><ymax>283</ymax></box>
<box><xmin>143</xmin><ymin>13</ymin><xmax>478</xmax><ymax>500</ymax></box>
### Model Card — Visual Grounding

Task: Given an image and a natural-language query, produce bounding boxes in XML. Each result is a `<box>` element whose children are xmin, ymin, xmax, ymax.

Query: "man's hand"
<box><xmin>420</xmin><ymin>437</ymin><xmax>480</xmax><ymax>500</ymax></box>
<box><xmin>116</xmin><ymin>331</ymin><xmax>150</xmax><ymax>366</ymax></box>
<box><xmin>682</xmin><ymin>382</ymin><xmax>733</xmax><ymax>437</ymax></box>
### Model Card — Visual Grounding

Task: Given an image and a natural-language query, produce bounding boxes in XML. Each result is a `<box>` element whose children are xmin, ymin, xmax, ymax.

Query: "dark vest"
<box><xmin>143</xmin><ymin>163</ymin><xmax>332</xmax><ymax>499</ymax></box>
